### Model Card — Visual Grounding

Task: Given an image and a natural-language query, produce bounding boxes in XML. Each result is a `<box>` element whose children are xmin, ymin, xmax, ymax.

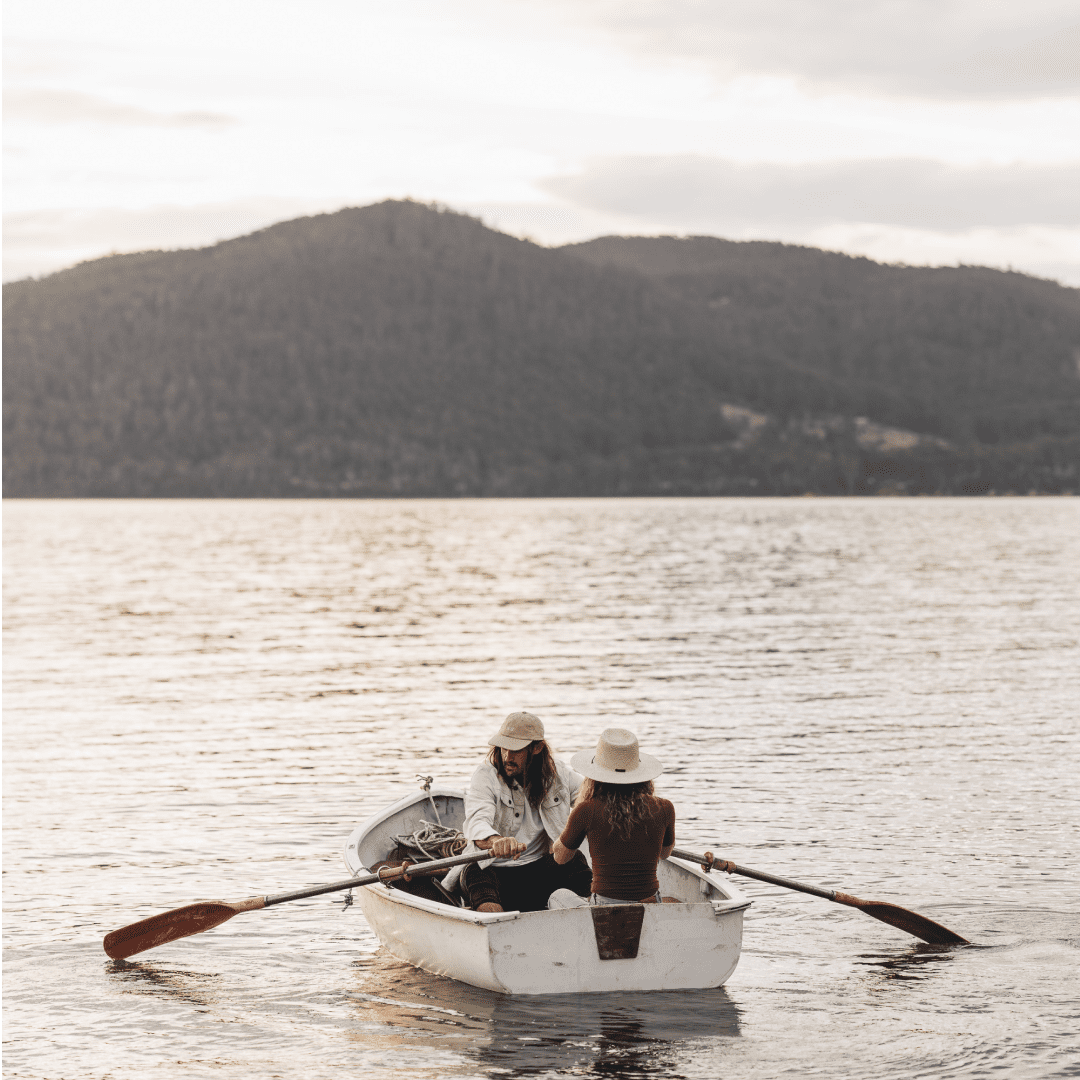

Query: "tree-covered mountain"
<box><xmin>569</xmin><ymin>235</ymin><xmax>1080</xmax><ymax>445</ymax></box>
<box><xmin>4</xmin><ymin>200</ymin><xmax>1079</xmax><ymax>496</ymax></box>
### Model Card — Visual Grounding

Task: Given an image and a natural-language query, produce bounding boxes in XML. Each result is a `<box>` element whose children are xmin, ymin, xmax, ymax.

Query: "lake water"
<box><xmin>3</xmin><ymin>497</ymin><xmax>1079</xmax><ymax>1080</ymax></box>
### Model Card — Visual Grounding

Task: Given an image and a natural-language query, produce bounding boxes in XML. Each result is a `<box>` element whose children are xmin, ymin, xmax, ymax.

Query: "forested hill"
<box><xmin>568</xmin><ymin>235</ymin><xmax>1080</xmax><ymax>447</ymax></box>
<box><xmin>4</xmin><ymin>200</ymin><xmax>1079</xmax><ymax>497</ymax></box>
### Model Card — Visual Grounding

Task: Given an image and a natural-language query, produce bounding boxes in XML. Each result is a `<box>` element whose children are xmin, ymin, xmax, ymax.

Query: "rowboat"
<box><xmin>342</xmin><ymin>786</ymin><xmax>750</xmax><ymax>995</ymax></box>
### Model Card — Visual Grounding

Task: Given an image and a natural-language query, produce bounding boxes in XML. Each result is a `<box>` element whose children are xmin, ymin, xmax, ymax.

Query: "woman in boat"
<box><xmin>548</xmin><ymin>727</ymin><xmax>675</xmax><ymax>907</ymax></box>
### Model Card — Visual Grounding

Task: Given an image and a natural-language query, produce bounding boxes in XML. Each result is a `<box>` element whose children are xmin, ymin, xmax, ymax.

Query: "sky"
<box><xmin>4</xmin><ymin>0</ymin><xmax>1079</xmax><ymax>283</ymax></box>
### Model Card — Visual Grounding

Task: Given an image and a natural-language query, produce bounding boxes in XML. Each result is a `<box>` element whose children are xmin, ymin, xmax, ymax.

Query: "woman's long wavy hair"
<box><xmin>577</xmin><ymin>778</ymin><xmax>657</xmax><ymax>839</ymax></box>
<box><xmin>489</xmin><ymin>741</ymin><xmax>558</xmax><ymax>809</ymax></box>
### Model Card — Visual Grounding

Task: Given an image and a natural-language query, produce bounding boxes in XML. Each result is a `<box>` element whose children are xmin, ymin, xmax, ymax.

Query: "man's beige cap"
<box><xmin>488</xmin><ymin>711</ymin><xmax>545</xmax><ymax>751</ymax></box>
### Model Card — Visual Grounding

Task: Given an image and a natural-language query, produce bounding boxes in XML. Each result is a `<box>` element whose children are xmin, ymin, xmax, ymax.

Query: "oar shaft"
<box><xmin>102</xmin><ymin>849</ymin><xmax>490</xmax><ymax>960</ymax></box>
<box><xmin>670</xmin><ymin>846</ymin><xmax>968</xmax><ymax>944</ymax></box>
<box><xmin>670</xmin><ymin>847</ymin><xmax>837</xmax><ymax>901</ymax></box>
<box><xmin>263</xmin><ymin>849</ymin><xmax>488</xmax><ymax>906</ymax></box>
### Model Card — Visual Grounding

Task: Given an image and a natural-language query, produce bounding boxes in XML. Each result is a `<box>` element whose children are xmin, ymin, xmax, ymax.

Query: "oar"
<box><xmin>670</xmin><ymin>847</ymin><xmax>968</xmax><ymax>945</ymax></box>
<box><xmin>103</xmin><ymin>849</ymin><xmax>490</xmax><ymax>961</ymax></box>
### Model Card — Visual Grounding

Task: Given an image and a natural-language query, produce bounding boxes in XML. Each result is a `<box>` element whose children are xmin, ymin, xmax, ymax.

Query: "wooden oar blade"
<box><xmin>837</xmin><ymin>894</ymin><xmax>968</xmax><ymax>944</ymax></box>
<box><xmin>104</xmin><ymin>902</ymin><xmax>241</xmax><ymax>960</ymax></box>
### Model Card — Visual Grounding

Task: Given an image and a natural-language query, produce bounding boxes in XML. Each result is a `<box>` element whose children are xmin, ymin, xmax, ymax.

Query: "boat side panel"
<box><xmin>356</xmin><ymin>884</ymin><xmax>510</xmax><ymax>994</ymax></box>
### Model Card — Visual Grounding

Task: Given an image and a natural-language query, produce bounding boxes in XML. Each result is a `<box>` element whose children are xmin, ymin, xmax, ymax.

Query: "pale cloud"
<box><xmin>530</xmin><ymin>0</ymin><xmax>1080</xmax><ymax>101</ymax></box>
<box><xmin>542</xmin><ymin>156</ymin><xmax>1080</xmax><ymax>230</ymax></box>
<box><xmin>4</xmin><ymin>89</ymin><xmax>235</xmax><ymax>127</ymax></box>
<box><xmin>3</xmin><ymin>1</ymin><xmax>1077</xmax><ymax>285</ymax></box>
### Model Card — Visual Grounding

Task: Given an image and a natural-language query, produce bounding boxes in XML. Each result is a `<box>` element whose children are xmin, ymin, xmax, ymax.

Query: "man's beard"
<box><xmin>500</xmin><ymin>757</ymin><xmax>523</xmax><ymax>782</ymax></box>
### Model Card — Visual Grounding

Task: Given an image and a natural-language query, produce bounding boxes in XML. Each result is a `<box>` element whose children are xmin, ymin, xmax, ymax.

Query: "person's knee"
<box><xmin>462</xmin><ymin>865</ymin><xmax>501</xmax><ymax>911</ymax></box>
<box><xmin>547</xmin><ymin>888</ymin><xmax>588</xmax><ymax>910</ymax></box>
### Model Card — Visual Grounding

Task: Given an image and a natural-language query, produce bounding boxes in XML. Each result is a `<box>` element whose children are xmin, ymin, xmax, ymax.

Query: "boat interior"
<box><xmin>353</xmin><ymin>789</ymin><xmax>735</xmax><ymax>911</ymax></box>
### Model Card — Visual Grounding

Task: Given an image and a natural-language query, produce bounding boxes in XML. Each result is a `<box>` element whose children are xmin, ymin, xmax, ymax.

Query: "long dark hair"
<box><xmin>577</xmin><ymin>778</ymin><xmax>656</xmax><ymax>839</ymax></box>
<box><xmin>489</xmin><ymin>741</ymin><xmax>558</xmax><ymax>809</ymax></box>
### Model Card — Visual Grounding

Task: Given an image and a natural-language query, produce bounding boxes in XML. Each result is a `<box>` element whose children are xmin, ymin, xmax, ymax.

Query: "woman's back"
<box><xmin>562</xmin><ymin>795</ymin><xmax>676</xmax><ymax>901</ymax></box>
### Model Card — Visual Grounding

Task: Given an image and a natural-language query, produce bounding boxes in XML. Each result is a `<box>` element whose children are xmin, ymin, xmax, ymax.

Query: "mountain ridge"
<box><xmin>4</xmin><ymin>200</ymin><xmax>1078</xmax><ymax>496</ymax></box>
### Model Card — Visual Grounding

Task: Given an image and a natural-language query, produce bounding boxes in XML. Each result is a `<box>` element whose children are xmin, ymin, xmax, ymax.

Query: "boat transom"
<box><xmin>590</xmin><ymin>904</ymin><xmax>645</xmax><ymax>960</ymax></box>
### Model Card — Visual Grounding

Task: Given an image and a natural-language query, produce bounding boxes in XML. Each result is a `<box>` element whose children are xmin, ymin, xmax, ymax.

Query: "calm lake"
<box><xmin>3</xmin><ymin>497</ymin><xmax>1079</xmax><ymax>1080</ymax></box>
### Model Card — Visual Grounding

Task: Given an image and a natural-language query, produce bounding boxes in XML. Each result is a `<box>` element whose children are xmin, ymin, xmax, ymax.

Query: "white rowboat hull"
<box><xmin>343</xmin><ymin>788</ymin><xmax>749</xmax><ymax>995</ymax></box>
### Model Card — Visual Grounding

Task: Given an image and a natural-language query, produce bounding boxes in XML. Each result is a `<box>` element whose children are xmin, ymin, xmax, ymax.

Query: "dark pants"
<box><xmin>461</xmin><ymin>851</ymin><xmax>592</xmax><ymax>912</ymax></box>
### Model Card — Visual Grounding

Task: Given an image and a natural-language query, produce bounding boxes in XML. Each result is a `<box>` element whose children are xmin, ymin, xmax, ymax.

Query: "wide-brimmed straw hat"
<box><xmin>488</xmin><ymin>711</ymin><xmax>545</xmax><ymax>751</ymax></box>
<box><xmin>571</xmin><ymin>727</ymin><xmax>663</xmax><ymax>784</ymax></box>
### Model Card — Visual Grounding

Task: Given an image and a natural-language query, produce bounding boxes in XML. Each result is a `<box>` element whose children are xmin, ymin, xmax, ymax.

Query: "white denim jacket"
<box><xmin>442</xmin><ymin>757</ymin><xmax>583</xmax><ymax>892</ymax></box>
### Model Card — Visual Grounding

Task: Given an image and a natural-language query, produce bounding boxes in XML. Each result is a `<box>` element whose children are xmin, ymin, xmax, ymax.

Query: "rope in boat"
<box><xmin>415</xmin><ymin>774</ymin><xmax>442</xmax><ymax>825</ymax></box>
<box><xmin>391</xmin><ymin>820</ymin><xmax>468</xmax><ymax>862</ymax></box>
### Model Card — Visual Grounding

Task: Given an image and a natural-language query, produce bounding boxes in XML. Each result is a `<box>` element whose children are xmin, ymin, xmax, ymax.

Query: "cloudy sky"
<box><xmin>5</xmin><ymin>0</ymin><xmax>1079</xmax><ymax>282</ymax></box>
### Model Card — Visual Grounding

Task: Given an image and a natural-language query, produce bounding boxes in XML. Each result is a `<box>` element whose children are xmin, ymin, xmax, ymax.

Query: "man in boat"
<box><xmin>445</xmin><ymin>711</ymin><xmax>593</xmax><ymax>913</ymax></box>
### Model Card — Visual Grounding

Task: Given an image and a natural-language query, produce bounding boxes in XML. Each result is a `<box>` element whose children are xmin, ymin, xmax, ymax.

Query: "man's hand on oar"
<box><xmin>673</xmin><ymin>847</ymin><xmax>969</xmax><ymax>945</ymax></box>
<box><xmin>103</xmin><ymin>849</ymin><xmax>492</xmax><ymax>961</ymax></box>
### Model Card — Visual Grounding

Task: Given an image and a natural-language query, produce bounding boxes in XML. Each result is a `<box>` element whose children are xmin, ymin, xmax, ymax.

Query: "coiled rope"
<box><xmin>391</xmin><ymin>820</ymin><xmax>468</xmax><ymax>862</ymax></box>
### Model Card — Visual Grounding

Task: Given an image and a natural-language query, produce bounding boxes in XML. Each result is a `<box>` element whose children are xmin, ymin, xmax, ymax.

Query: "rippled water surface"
<box><xmin>4</xmin><ymin>498</ymin><xmax>1079</xmax><ymax>1079</ymax></box>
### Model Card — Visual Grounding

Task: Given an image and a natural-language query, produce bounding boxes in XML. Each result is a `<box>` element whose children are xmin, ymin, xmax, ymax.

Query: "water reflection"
<box><xmin>855</xmin><ymin>942</ymin><xmax>961</xmax><ymax>982</ymax></box>
<box><xmin>348</xmin><ymin>953</ymin><xmax>740</xmax><ymax>1076</ymax></box>
<box><xmin>480</xmin><ymin>988</ymin><xmax>740</xmax><ymax>1077</ymax></box>
<box><xmin>107</xmin><ymin>958</ymin><xmax>222</xmax><ymax>1007</ymax></box>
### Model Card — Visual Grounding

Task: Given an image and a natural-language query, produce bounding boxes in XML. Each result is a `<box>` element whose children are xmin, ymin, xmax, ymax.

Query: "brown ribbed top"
<box><xmin>561</xmin><ymin>797</ymin><xmax>675</xmax><ymax>900</ymax></box>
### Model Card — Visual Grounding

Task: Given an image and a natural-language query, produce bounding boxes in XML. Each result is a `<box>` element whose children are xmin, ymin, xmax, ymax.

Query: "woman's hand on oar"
<box><xmin>103</xmin><ymin>848</ymin><xmax>491</xmax><ymax>961</ymax></box>
<box><xmin>670</xmin><ymin>847</ymin><xmax>968</xmax><ymax>945</ymax></box>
